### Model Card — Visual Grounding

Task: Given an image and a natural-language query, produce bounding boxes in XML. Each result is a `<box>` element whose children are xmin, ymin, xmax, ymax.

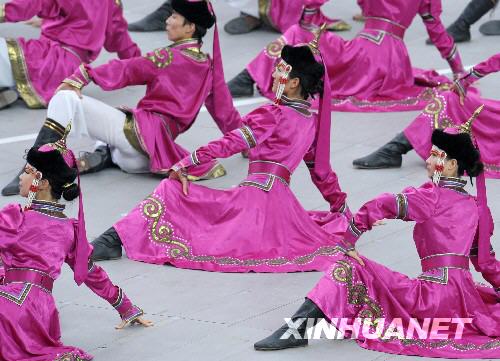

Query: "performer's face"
<box><xmin>19</xmin><ymin>165</ymin><xmax>38</xmax><ymax>198</ymax></box>
<box><xmin>426</xmin><ymin>146</ymin><xmax>458</xmax><ymax>178</ymax></box>
<box><xmin>166</xmin><ymin>11</ymin><xmax>195</xmax><ymax>42</ymax></box>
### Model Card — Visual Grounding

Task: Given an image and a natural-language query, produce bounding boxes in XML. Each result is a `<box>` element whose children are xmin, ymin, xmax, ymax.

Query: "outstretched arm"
<box><xmin>419</xmin><ymin>0</ymin><xmax>464</xmax><ymax>76</ymax></box>
<box><xmin>104</xmin><ymin>0</ymin><xmax>141</xmax><ymax>59</ymax></box>
<box><xmin>343</xmin><ymin>183</ymin><xmax>438</xmax><ymax>247</ymax></box>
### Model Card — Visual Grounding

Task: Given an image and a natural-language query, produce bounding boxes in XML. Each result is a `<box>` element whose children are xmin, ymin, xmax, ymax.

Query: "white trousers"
<box><xmin>0</xmin><ymin>38</ymin><xmax>15</xmax><ymax>88</ymax></box>
<box><xmin>225</xmin><ymin>0</ymin><xmax>259</xmax><ymax>18</ymax></box>
<box><xmin>47</xmin><ymin>90</ymin><xmax>149</xmax><ymax>173</ymax></box>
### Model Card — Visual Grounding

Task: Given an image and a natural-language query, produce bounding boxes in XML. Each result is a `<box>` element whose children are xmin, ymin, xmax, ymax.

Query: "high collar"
<box><xmin>438</xmin><ymin>176</ymin><xmax>468</xmax><ymax>194</ymax></box>
<box><xmin>280</xmin><ymin>96</ymin><xmax>312</xmax><ymax>117</ymax></box>
<box><xmin>28</xmin><ymin>199</ymin><xmax>66</xmax><ymax>218</ymax></box>
<box><xmin>170</xmin><ymin>38</ymin><xmax>202</xmax><ymax>51</ymax></box>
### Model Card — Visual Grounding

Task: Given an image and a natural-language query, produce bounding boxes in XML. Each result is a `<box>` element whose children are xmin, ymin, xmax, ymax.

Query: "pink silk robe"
<box><xmin>308</xmin><ymin>178</ymin><xmax>499</xmax><ymax>358</ymax></box>
<box><xmin>114</xmin><ymin>100</ymin><xmax>351</xmax><ymax>272</ymax></box>
<box><xmin>248</xmin><ymin>0</ymin><xmax>462</xmax><ymax>112</ymax></box>
<box><xmin>404</xmin><ymin>89</ymin><xmax>500</xmax><ymax>179</ymax></box>
<box><xmin>0</xmin><ymin>203</ymin><xmax>143</xmax><ymax>361</ymax></box>
<box><xmin>259</xmin><ymin>0</ymin><xmax>347</xmax><ymax>33</ymax></box>
<box><xmin>70</xmin><ymin>39</ymin><xmax>241</xmax><ymax>176</ymax></box>
<box><xmin>0</xmin><ymin>0</ymin><xmax>140</xmax><ymax>108</ymax></box>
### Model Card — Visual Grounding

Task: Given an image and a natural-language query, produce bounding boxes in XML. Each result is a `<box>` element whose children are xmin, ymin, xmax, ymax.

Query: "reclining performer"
<box><xmin>0</xmin><ymin>0</ymin><xmax>139</xmax><ymax>110</ymax></box>
<box><xmin>1</xmin><ymin>0</ymin><xmax>240</xmax><ymax>196</ymax></box>
<box><xmin>255</xmin><ymin>123</ymin><xmax>499</xmax><ymax>358</ymax></box>
<box><xmin>228</xmin><ymin>0</ymin><xmax>464</xmax><ymax>113</ymax></box>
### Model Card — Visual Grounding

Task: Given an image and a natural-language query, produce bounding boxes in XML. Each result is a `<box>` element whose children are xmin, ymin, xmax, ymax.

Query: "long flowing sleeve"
<box><xmin>65</xmin><ymin>255</ymin><xmax>144</xmax><ymax>323</ymax></box>
<box><xmin>103</xmin><ymin>0</ymin><xmax>141</xmax><ymax>59</ymax></box>
<box><xmin>303</xmin><ymin>133</ymin><xmax>347</xmax><ymax>213</ymax></box>
<box><xmin>469</xmin><ymin>206</ymin><xmax>500</xmax><ymax>290</ymax></box>
<box><xmin>171</xmin><ymin>105</ymin><xmax>280</xmax><ymax>171</ymax></box>
<box><xmin>0</xmin><ymin>0</ymin><xmax>61</xmax><ymax>22</ymax></box>
<box><xmin>455</xmin><ymin>53</ymin><xmax>500</xmax><ymax>94</ymax></box>
<box><xmin>419</xmin><ymin>0</ymin><xmax>464</xmax><ymax>75</ymax></box>
<box><xmin>344</xmin><ymin>183</ymin><xmax>438</xmax><ymax>246</ymax></box>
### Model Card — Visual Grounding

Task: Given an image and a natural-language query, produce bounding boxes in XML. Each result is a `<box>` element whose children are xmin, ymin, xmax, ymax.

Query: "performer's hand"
<box><xmin>169</xmin><ymin>169</ymin><xmax>190</xmax><ymax>196</ymax></box>
<box><xmin>346</xmin><ymin>249</ymin><xmax>365</xmax><ymax>266</ymax></box>
<box><xmin>25</xmin><ymin>17</ymin><xmax>42</xmax><ymax>28</ymax></box>
<box><xmin>451</xmin><ymin>81</ymin><xmax>466</xmax><ymax>106</ymax></box>
<box><xmin>56</xmin><ymin>83</ymin><xmax>83</xmax><ymax>99</ymax></box>
<box><xmin>115</xmin><ymin>316</ymin><xmax>153</xmax><ymax>330</ymax></box>
<box><xmin>373</xmin><ymin>219</ymin><xmax>387</xmax><ymax>226</ymax></box>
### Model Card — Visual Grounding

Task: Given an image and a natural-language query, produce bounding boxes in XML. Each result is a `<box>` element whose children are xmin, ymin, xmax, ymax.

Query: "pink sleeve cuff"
<box><xmin>62</xmin><ymin>64</ymin><xmax>91</xmax><ymax>89</ymax></box>
<box><xmin>170</xmin><ymin>152</ymin><xmax>200</xmax><ymax>172</ymax></box>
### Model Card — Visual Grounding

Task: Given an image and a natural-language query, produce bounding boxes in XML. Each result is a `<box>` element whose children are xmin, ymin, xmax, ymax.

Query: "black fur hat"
<box><xmin>172</xmin><ymin>0</ymin><xmax>215</xmax><ymax>29</ymax></box>
<box><xmin>27</xmin><ymin>147</ymin><xmax>77</xmax><ymax>189</ymax></box>
<box><xmin>281</xmin><ymin>45</ymin><xmax>324</xmax><ymax>98</ymax></box>
<box><xmin>431</xmin><ymin>129</ymin><xmax>483</xmax><ymax>177</ymax></box>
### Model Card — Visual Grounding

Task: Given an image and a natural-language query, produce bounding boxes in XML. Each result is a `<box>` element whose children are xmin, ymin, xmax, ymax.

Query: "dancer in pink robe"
<box><xmin>228</xmin><ymin>0</ymin><xmax>463</xmax><ymax>113</ymax></box>
<box><xmin>0</xmin><ymin>135</ymin><xmax>151</xmax><ymax>360</ymax></box>
<box><xmin>90</xmin><ymin>44</ymin><xmax>351</xmax><ymax>272</ymax></box>
<box><xmin>0</xmin><ymin>0</ymin><xmax>139</xmax><ymax>109</ymax></box>
<box><xmin>356</xmin><ymin>53</ymin><xmax>500</xmax><ymax>175</ymax></box>
<box><xmin>1</xmin><ymin>0</ymin><xmax>240</xmax><ymax>196</ymax></box>
<box><xmin>254</xmin><ymin>126</ymin><xmax>499</xmax><ymax>358</ymax></box>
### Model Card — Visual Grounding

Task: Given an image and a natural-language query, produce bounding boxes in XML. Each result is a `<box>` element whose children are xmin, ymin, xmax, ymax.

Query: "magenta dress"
<box><xmin>113</xmin><ymin>98</ymin><xmax>351</xmax><ymax>272</ymax></box>
<box><xmin>258</xmin><ymin>0</ymin><xmax>348</xmax><ymax>33</ymax></box>
<box><xmin>68</xmin><ymin>39</ymin><xmax>241</xmax><ymax>178</ymax></box>
<box><xmin>1</xmin><ymin>0</ymin><xmax>140</xmax><ymax>108</ymax></box>
<box><xmin>308</xmin><ymin>178</ymin><xmax>499</xmax><ymax>358</ymax></box>
<box><xmin>0</xmin><ymin>201</ymin><xmax>143</xmax><ymax>361</ymax></box>
<box><xmin>404</xmin><ymin>89</ymin><xmax>500</xmax><ymax>179</ymax></box>
<box><xmin>248</xmin><ymin>0</ymin><xmax>462</xmax><ymax>112</ymax></box>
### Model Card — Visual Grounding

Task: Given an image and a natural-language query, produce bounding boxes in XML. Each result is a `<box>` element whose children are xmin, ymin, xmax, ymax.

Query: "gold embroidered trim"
<box><xmin>333</xmin><ymin>259</ymin><xmax>500</xmax><ymax>350</ymax></box>
<box><xmin>62</xmin><ymin>78</ymin><xmax>84</xmax><ymax>90</ymax></box>
<box><xmin>417</xmin><ymin>267</ymin><xmax>449</xmax><ymax>284</ymax></box>
<box><xmin>258</xmin><ymin>0</ymin><xmax>275</xmax><ymax>29</ymax></box>
<box><xmin>78</xmin><ymin>64</ymin><xmax>90</xmax><ymax>82</ymax></box>
<box><xmin>181</xmin><ymin>48</ymin><xmax>208</xmax><ymax>62</ymax></box>
<box><xmin>123</xmin><ymin>111</ymin><xmax>148</xmax><ymax>156</ymax></box>
<box><xmin>141</xmin><ymin>194</ymin><xmax>345</xmax><ymax>267</ymax></box>
<box><xmin>240</xmin><ymin>176</ymin><xmax>275</xmax><ymax>191</ymax></box>
<box><xmin>0</xmin><ymin>4</ymin><xmax>5</xmax><ymax>22</ymax></box>
<box><xmin>145</xmin><ymin>48</ymin><xmax>173</xmax><ymax>68</ymax></box>
<box><xmin>238</xmin><ymin>125</ymin><xmax>257</xmax><ymax>148</ymax></box>
<box><xmin>265</xmin><ymin>36</ymin><xmax>286</xmax><ymax>58</ymax></box>
<box><xmin>6</xmin><ymin>39</ymin><xmax>45</xmax><ymax>108</ymax></box>
<box><xmin>0</xmin><ymin>283</ymin><xmax>32</xmax><ymax>306</ymax></box>
<box><xmin>43</xmin><ymin>118</ymin><xmax>65</xmax><ymax>137</ymax></box>
<box><xmin>111</xmin><ymin>287</ymin><xmax>124</xmax><ymax>308</ymax></box>
<box><xmin>55</xmin><ymin>352</ymin><xmax>93</xmax><ymax>361</ymax></box>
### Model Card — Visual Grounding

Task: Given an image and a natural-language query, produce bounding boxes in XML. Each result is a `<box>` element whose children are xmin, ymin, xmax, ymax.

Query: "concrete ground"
<box><xmin>0</xmin><ymin>0</ymin><xmax>498</xmax><ymax>360</ymax></box>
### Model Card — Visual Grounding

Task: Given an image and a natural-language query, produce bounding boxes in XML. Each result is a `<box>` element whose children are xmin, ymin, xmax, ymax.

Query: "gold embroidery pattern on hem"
<box><xmin>145</xmin><ymin>48</ymin><xmax>174</xmax><ymax>68</ymax></box>
<box><xmin>141</xmin><ymin>194</ymin><xmax>344</xmax><ymax>267</ymax></box>
<box><xmin>181</xmin><ymin>48</ymin><xmax>208</xmax><ymax>62</ymax></box>
<box><xmin>332</xmin><ymin>259</ymin><xmax>500</xmax><ymax>350</ymax></box>
<box><xmin>55</xmin><ymin>352</ymin><xmax>93</xmax><ymax>361</ymax></box>
<box><xmin>6</xmin><ymin>39</ymin><xmax>46</xmax><ymax>108</ymax></box>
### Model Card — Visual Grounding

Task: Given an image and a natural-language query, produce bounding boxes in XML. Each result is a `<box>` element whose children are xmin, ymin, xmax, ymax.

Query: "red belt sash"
<box><xmin>420</xmin><ymin>254</ymin><xmax>469</xmax><ymax>272</ymax></box>
<box><xmin>364</xmin><ymin>17</ymin><xmax>406</xmax><ymax>39</ymax></box>
<box><xmin>248</xmin><ymin>161</ymin><xmax>291</xmax><ymax>185</ymax></box>
<box><xmin>4</xmin><ymin>268</ymin><xmax>54</xmax><ymax>292</ymax></box>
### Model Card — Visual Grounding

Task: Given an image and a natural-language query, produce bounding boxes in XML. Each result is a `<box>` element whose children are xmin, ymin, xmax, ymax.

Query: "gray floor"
<box><xmin>0</xmin><ymin>1</ymin><xmax>499</xmax><ymax>360</ymax></box>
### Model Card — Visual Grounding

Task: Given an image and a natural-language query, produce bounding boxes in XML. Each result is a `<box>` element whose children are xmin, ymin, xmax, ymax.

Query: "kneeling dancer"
<box><xmin>0</xmin><ymin>129</ymin><xmax>151</xmax><ymax>361</ymax></box>
<box><xmin>91</xmin><ymin>43</ymin><xmax>352</xmax><ymax>272</ymax></box>
<box><xmin>255</xmin><ymin>124</ymin><xmax>499</xmax><ymax>357</ymax></box>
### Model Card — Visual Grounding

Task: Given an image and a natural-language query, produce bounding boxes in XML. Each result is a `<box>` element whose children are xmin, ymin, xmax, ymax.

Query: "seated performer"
<box><xmin>228</xmin><ymin>0</ymin><xmax>464</xmax><ymax>113</ymax></box>
<box><xmin>354</xmin><ymin>53</ymin><xmax>500</xmax><ymax>173</ymax></box>
<box><xmin>127</xmin><ymin>0</ymin><xmax>350</xmax><ymax>35</ymax></box>
<box><xmin>0</xmin><ymin>0</ymin><xmax>139</xmax><ymax>110</ymax></box>
<box><xmin>90</xmin><ymin>43</ymin><xmax>352</xmax><ymax>273</ymax></box>
<box><xmin>1</xmin><ymin>0</ymin><xmax>240</xmax><ymax>196</ymax></box>
<box><xmin>254</xmin><ymin>125</ymin><xmax>499</xmax><ymax>357</ymax></box>
<box><xmin>0</xmin><ymin>130</ymin><xmax>152</xmax><ymax>361</ymax></box>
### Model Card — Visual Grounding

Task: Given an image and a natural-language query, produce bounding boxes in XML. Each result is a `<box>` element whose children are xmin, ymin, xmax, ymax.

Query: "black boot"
<box><xmin>227</xmin><ymin>69</ymin><xmax>255</xmax><ymax>98</ymax></box>
<box><xmin>91</xmin><ymin>227</ymin><xmax>123</xmax><ymax>261</ymax></box>
<box><xmin>128</xmin><ymin>1</ymin><xmax>172</xmax><ymax>32</ymax></box>
<box><xmin>224</xmin><ymin>12</ymin><xmax>263</xmax><ymax>35</ymax></box>
<box><xmin>0</xmin><ymin>88</ymin><xmax>18</xmax><ymax>110</ymax></box>
<box><xmin>426</xmin><ymin>0</ymin><xmax>495</xmax><ymax>44</ymax></box>
<box><xmin>254</xmin><ymin>298</ymin><xmax>326</xmax><ymax>351</ymax></box>
<box><xmin>352</xmin><ymin>132</ymin><xmax>413</xmax><ymax>169</ymax></box>
<box><xmin>1</xmin><ymin>118</ymin><xmax>65</xmax><ymax>196</ymax></box>
<box><xmin>479</xmin><ymin>19</ymin><xmax>500</xmax><ymax>35</ymax></box>
<box><xmin>77</xmin><ymin>145</ymin><xmax>115</xmax><ymax>175</ymax></box>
